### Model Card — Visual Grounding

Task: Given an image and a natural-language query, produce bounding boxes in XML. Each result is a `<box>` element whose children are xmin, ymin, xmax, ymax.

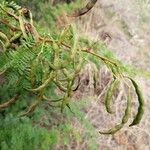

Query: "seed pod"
<box><xmin>61</xmin><ymin>80</ymin><xmax>73</xmax><ymax>112</ymax></box>
<box><xmin>30</xmin><ymin>71</ymin><xmax>54</xmax><ymax>92</ymax></box>
<box><xmin>0</xmin><ymin>94</ymin><xmax>20</xmax><ymax>110</ymax></box>
<box><xmin>129</xmin><ymin>78</ymin><xmax>144</xmax><ymax>126</ymax></box>
<box><xmin>99</xmin><ymin>124</ymin><xmax>123</xmax><ymax>135</ymax></box>
<box><xmin>109</xmin><ymin>64</ymin><xmax>118</xmax><ymax>78</ymax></box>
<box><xmin>18</xmin><ymin>10</ymin><xmax>27</xmax><ymax>39</ymax></box>
<box><xmin>70</xmin><ymin>25</ymin><xmax>78</xmax><ymax>59</ymax></box>
<box><xmin>100</xmin><ymin>85</ymin><xmax>132</xmax><ymax>134</ymax></box>
<box><xmin>100</xmin><ymin>87</ymin><xmax>132</xmax><ymax>135</ymax></box>
<box><xmin>0</xmin><ymin>39</ymin><xmax>5</xmax><ymax>51</ymax></box>
<box><xmin>42</xmin><ymin>60</ymin><xmax>50</xmax><ymax>83</ymax></box>
<box><xmin>122</xmin><ymin>87</ymin><xmax>132</xmax><ymax>124</ymax></box>
<box><xmin>0</xmin><ymin>31</ymin><xmax>9</xmax><ymax>43</ymax></box>
<box><xmin>43</xmin><ymin>95</ymin><xmax>62</xmax><ymax>102</ymax></box>
<box><xmin>0</xmin><ymin>69</ymin><xmax>6</xmax><ymax>75</ymax></box>
<box><xmin>70</xmin><ymin>0</ymin><xmax>97</xmax><ymax>17</ymax></box>
<box><xmin>105</xmin><ymin>79</ymin><xmax>120</xmax><ymax>114</ymax></box>
<box><xmin>53</xmin><ymin>80</ymin><xmax>67</xmax><ymax>92</ymax></box>
<box><xmin>20</xmin><ymin>101</ymin><xmax>39</xmax><ymax>117</ymax></box>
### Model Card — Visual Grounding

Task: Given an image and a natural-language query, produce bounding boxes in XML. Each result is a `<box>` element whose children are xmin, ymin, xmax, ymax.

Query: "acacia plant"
<box><xmin>0</xmin><ymin>1</ymin><xmax>144</xmax><ymax>134</ymax></box>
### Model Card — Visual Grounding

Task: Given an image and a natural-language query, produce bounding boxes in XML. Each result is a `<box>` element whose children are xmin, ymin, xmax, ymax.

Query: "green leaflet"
<box><xmin>105</xmin><ymin>79</ymin><xmax>120</xmax><ymax>114</ymax></box>
<box><xmin>129</xmin><ymin>78</ymin><xmax>144</xmax><ymax>126</ymax></box>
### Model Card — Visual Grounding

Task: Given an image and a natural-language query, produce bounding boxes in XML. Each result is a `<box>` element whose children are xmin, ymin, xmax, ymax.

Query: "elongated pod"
<box><xmin>29</xmin><ymin>71</ymin><xmax>54</xmax><ymax>92</ymax></box>
<box><xmin>105</xmin><ymin>79</ymin><xmax>120</xmax><ymax>113</ymax></box>
<box><xmin>99</xmin><ymin>87</ymin><xmax>132</xmax><ymax>135</ymax></box>
<box><xmin>0</xmin><ymin>94</ymin><xmax>20</xmax><ymax>110</ymax></box>
<box><xmin>70</xmin><ymin>0</ymin><xmax>97</xmax><ymax>17</ymax></box>
<box><xmin>20</xmin><ymin>101</ymin><xmax>39</xmax><ymax>117</ymax></box>
<box><xmin>122</xmin><ymin>87</ymin><xmax>132</xmax><ymax>124</ymax></box>
<box><xmin>128</xmin><ymin>78</ymin><xmax>144</xmax><ymax>126</ymax></box>
<box><xmin>99</xmin><ymin>124</ymin><xmax>123</xmax><ymax>135</ymax></box>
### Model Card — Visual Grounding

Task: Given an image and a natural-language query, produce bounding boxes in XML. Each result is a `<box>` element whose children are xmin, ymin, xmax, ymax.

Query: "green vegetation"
<box><xmin>0</xmin><ymin>98</ymin><xmax>99</xmax><ymax>149</ymax></box>
<box><xmin>0</xmin><ymin>0</ymin><xmax>146</xmax><ymax>149</ymax></box>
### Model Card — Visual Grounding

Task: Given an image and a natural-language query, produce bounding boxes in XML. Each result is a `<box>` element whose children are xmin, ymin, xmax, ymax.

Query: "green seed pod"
<box><xmin>0</xmin><ymin>39</ymin><xmax>5</xmax><ymax>51</ymax></box>
<box><xmin>75</xmin><ymin>57</ymin><xmax>83</xmax><ymax>74</ymax></box>
<box><xmin>0</xmin><ymin>94</ymin><xmax>19</xmax><ymax>110</ymax></box>
<box><xmin>30</xmin><ymin>71</ymin><xmax>54</xmax><ymax>92</ymax></box>
<box><xmin>53</xmin><ymin>80</ymin><xmax>67</xmax><ymax>92</ymax></box>
<box><xmin>99</xmin><ymin>124</ymin><xmax>123</xmax><ymax>135</ymax></box>
<box><xmin>42</xmin><ymin>60</ymin><xmax>50</xmax><ymax>83</ymax></box>
<box><xmin>60</xmin><ymin>80</ymin><xmax>73</xmax><ymax>112</ymax></box>
<box><xmin>18</xmin><ymin>10</ymin><xmax>27</xmax><ymax>39</ymax></box>
<box><xmin>129</xmin><ymin>78</ymin><xmax>144</xmax><ymax>126</ymax></box>
<box><xmin>0</xmin><ymin>69</ymin><xmax>6</xmax><ymax>76</ymax></box>
<box><xmin>43</xmin><ymin>95</ymin><xmax>61</xmax><ymax>101</ymax></box>
<box><xmin>109</xmin><ymin>64</ymin><xmax>118</xmax><ymax>78</ymax></box>
<box><xmin>100</xmin><ymin>87</ymin><xmax>132</xmax><ymax>135</ymax></box>
<box><xmin>105</xmin><ymin>79</ymin><xmax>120</xmax><ymax>114</ymax></box>
<box><xmin>70</xmin><ymin>0</ymin><xmax>97</xmax><ymax>17</ymax></box>
<box><xmin>0</xmin><ymin>31</ymin><xmax>9</xmax><ymax>43</ymax></box>
<box><xmin>20</xmin><ymin>101</ymin><xmax>39</xmax><ymax>117</ymax></box>
<box><xmin>0</xmin><ymin>31</ymin><xmax>10</xmax><ymax>51</ymax></box>
<box><xmin>122</xmin><ymin>87</ymin><xmax>132</xmax><ymax>124</ymax></box>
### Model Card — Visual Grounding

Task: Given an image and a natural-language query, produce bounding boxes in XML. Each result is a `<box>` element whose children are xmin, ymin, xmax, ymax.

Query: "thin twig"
<box><xmin>82</xmin><ymin>49</ymin><xmax>118</xmax><ymax>66</ymax></box>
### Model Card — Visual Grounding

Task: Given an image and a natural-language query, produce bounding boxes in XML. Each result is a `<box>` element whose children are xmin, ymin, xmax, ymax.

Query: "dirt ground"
<box><xmin>74</xmin><ymin>0</ymin><xmax>150</xmax><ymax>149</ymax></box>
